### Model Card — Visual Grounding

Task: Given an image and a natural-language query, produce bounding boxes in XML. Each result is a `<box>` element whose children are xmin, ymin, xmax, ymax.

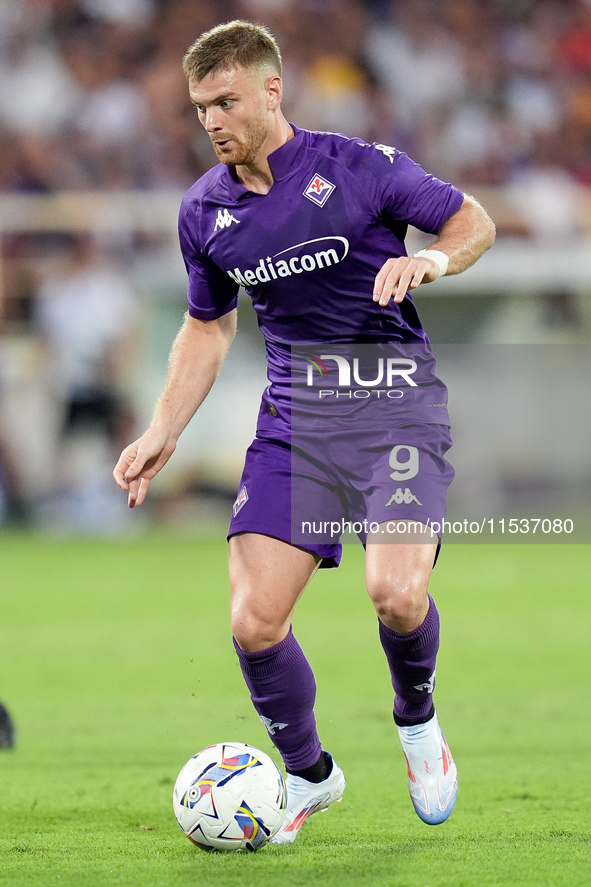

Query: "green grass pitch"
<box><xmin>0</xmin><ymin>532</ymin><xmax>589</xmax><ymax>887</ymax></box>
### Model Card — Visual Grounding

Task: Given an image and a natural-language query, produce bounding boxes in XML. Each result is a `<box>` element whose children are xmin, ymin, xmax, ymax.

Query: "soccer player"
<box><xmin>0</xmin><ymin>701</ymin><xmax>15</xmax><ymax>749</ymax></box>
<box><xmin>113</xmin><ymin>21</ymin><xmax>495</xmax><ymax>842</ymax></box>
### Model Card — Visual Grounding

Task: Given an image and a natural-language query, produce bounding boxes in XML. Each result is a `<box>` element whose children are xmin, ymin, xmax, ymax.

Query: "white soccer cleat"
<box><xmin>398</xmin><ymin>712</ymin><xmax>458</xmax><ymax>825</ymax></box>
<box><xmin>270</xmin><ymin>754</ymin><xmax>346</xmax><ymax>844</ymax></box>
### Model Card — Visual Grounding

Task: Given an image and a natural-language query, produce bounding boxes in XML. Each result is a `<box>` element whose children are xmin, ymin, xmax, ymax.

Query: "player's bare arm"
<box><xmin>373</xmin><ymin>194</ymin><xmax>496</xmax><ymax>306</ymax></box>
<box><xmin>113</xmin><ymin>310</ymin><xmax>236</xmax><ymax>508</ymax></box>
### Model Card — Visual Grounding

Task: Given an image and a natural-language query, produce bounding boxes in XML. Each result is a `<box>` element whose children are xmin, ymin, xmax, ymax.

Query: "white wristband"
<box><xmin>414</xmin><ymin>248</ymin><xmax>449</xmax><ymax>278</ymax></box>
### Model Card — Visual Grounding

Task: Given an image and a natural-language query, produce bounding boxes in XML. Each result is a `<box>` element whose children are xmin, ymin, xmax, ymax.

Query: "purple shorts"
<box><xmin>228</xmin><ymin>423</ymin><xmax>454</xmax><ymax>569</ymax></box>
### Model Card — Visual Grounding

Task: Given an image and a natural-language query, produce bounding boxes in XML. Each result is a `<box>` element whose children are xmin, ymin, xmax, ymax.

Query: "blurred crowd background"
<box><xmin>3</xmin><ymin>0</ymin><xmax>591</xmax><ymax>191</ymax></box>
<box><xmin>0</xmin><ymin>0</ymin><xmax>590</xmax><ymax>534</ymax></box>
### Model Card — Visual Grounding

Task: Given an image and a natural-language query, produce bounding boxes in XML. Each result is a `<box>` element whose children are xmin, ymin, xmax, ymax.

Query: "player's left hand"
<box><xmin>373</xmin><ymin>256</ymin><xmax>440</xmax><ymax>307</ymax></box>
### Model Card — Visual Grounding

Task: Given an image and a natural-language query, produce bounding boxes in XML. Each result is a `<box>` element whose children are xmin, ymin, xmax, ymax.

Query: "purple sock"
<box><xmin>233</xmin><ymin>627</ymin><xmax>322</xmax><ymax>771</ymax></box>
<box><xmin>378</xmin><ymin>594</ymin><xmax>440</xmax><ymax>723</ymax></box>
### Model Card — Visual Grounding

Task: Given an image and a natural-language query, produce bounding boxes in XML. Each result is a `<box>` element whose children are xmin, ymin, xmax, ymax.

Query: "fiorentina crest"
<box><xmin>303</xmin><ymin>172</ymin><xmax>336</xmax><ymax>207</ymax></box>
<box><xmin>233</xmin><ymin>485</ymin><xmax>249</xmax><ymax>516</ymax></box>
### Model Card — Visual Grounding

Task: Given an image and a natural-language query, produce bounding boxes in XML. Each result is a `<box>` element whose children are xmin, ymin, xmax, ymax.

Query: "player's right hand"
<box><xmin>113</xmin><ymin>427</ymin><xmax>177</xmax><ymax>508</ymax></box>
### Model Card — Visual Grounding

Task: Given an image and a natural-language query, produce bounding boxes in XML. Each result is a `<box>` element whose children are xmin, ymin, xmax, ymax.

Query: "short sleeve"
<box><xmin>178</xmin><ymin>198</ymin><xmax>239</xmax><ymax>320</ymax></box>
<box><xmin>365</xmin><ymin>144</ymin><xmax>464</xmax><ymax>235</ymax></box>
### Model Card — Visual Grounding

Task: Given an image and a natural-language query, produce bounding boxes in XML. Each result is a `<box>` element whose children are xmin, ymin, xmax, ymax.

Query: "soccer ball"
<box><xmin>173</xmin><ymin>742</ymin><xmax>287</xmax><ymax>852</ymax></box>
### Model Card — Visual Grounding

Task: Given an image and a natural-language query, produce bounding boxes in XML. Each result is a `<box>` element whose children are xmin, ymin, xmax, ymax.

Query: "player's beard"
<box><xmin>211</xmin><ymin>112</ymin><xmax>269</xmax><ymax>167</ymax></box>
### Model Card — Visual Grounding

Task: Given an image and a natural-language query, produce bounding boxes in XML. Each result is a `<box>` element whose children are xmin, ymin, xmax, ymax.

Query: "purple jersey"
<box><xmin>178</xmin><ymin>127</ymin><xmax>463</xmax><ymax>431</ymax></box>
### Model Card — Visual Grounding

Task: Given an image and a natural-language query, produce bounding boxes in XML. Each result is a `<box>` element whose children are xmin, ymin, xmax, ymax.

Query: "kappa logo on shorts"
<box><xmin>303</xmin><ymin>173</ymin><xmax>336</xmax><ymax>207</ymax></box>
<box><xmin>386</xmin><ymin>488</ymin><xmax>423</xmax><ymax>506</ymax></box>
<box><xmin>233</xmin><ymin>484</ymin><xmax>249</xmax><ymax>516</ymax></box>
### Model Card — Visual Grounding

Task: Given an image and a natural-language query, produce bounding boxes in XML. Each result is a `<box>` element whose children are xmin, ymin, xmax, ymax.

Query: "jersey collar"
<box><xmin>222</xmin><ymin>124</ymin><xmax>305</xmax><ymax>200</ymax></box>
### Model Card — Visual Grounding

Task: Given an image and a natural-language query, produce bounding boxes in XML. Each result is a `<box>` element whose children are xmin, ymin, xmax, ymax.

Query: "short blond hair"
<box><xmin>182</xmin><ymin>20</ymin><xmax>282</xmax><ymax>82</ymax></box>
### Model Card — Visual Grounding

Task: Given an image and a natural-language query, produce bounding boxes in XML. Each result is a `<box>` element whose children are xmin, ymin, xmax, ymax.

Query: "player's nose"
<box><xmin>204</xmin><ymin>107</ymin><xmax>223</xmax><ymax>132</ymax></box>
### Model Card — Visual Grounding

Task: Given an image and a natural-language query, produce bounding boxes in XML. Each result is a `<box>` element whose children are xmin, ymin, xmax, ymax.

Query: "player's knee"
<box><xmin>367</xmin><ymin>575</ymin><xmax>428</xmax><ymax>630</ymax></box>
<box><xmin>231</xmin><ymin>607</ymin><xmax>284</xmax><ymax>653</ymax></box>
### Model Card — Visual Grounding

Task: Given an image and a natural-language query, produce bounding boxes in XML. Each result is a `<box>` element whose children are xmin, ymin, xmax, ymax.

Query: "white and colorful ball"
<box><xmin>173</xmin><ymin>742</ymin><xmax>286</xmax><ymax>852</ymax></box>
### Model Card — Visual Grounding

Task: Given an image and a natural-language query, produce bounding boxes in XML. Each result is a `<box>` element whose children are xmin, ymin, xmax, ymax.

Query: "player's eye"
<box><xmin>220</xmin><ymin>100</ymin><xmax>233</xmax><ymax>109</ymax></box>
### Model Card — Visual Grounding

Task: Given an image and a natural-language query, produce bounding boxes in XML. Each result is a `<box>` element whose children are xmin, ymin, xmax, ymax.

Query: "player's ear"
<box><xmin>265</xmin><ymin>74</ymin><xmax>283</xmax><ymax>111</ymax></box>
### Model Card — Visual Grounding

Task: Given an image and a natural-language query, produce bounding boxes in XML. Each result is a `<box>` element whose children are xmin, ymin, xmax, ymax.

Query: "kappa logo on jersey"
<box><xmin>214</xmin><ymin>208</ymin><xmax>240</xmax><ymax>231</ymax></box>
<box><xmin>374</xmin><ymin>143</ymin><xmax>397</xmax><ymax>164</ymax></box>
<box><xmin>233</xmin><ymin>484</ymin><xmax>249</xmax><ymax>516</ymax></box>
<box><xmin>303</xmin><ymin>172</ymin><xmax>336</xmax><ymax>207</ymax></box>
<box><xmin>385</xmin><ymin>488</ymin><xmax>423</xmax><ymax>506</ymax></box>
